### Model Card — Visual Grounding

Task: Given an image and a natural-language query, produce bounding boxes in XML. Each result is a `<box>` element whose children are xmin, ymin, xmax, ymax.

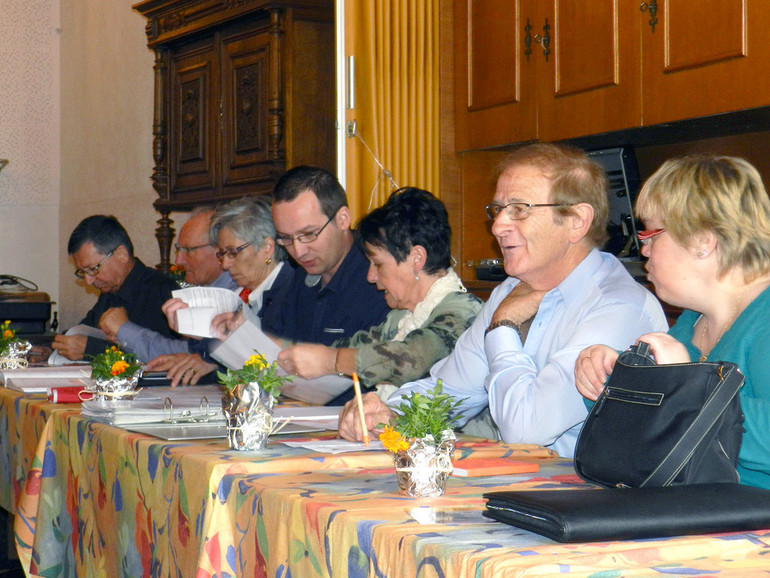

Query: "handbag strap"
<box><xmin>643</xmin><ymin>363</ymin><xmax>744</xmax><ymax>486</ymax></box>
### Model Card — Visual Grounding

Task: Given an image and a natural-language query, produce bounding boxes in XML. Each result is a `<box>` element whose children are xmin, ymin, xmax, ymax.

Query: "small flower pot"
<box><xmin>222</xmin><ymin>383</ymin><xmax>274</xmax><ymax>451</ymax></box>
<box><xmin>0</xmin><ymin>339</ymin><xmax>31</xmax><ymax>369</ymax></box>
<box><xmin>393</xmin><ymin>430</ymin><xmax>455</xmax><ymax>497</ymax></box>
<box><xmin>92</xmin><ymin>373</ymin><xmax>141</xmax><ymax>399</ymax></box>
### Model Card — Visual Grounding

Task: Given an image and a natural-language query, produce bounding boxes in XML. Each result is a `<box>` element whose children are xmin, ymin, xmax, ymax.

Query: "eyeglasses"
<box><xmin>637</xmin><ymin>228</ymin><xmax>666</xmax><ymax>245</ymax></box>
<box><xmin>174</xmin><ymin>242</ymin><xmax>211</xmax><ymax>255</ymax></box>
<box><xmin>485</xmin><ymin>202</ymin><xmax>573</xmax><ymax>221</ymax></box>
<box><xmin>216</xmin><ymin>241</ymin><xmax>252</xmax><ymax>261</ymax></box>
<box><xmin>74</xmin><ymin>250</ymin><xmax>114</xmax><ymax>278</ymax></box>
<box><xmin>275</xmin><ymin>214</ymin><xmax>335</xmax><ymax>247</ymax></box>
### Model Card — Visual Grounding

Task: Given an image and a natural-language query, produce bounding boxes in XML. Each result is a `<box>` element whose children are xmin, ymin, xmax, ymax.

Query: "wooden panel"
<box><xmin>458</xmin><ymin>151</ymin><xmax>506</xmax><ymax>284</ymax></box>
<box><xmin>169</xmin><ymin>42</ymin><xmax>217</xmax><ymax>194</ymax></box>
<box><xmin>454</xmin><ymin>0</ymin><xmax>537</xmax><ymax>151</ymax></box>
<box><xmin>642</xmin><ymin>0</ymin><xmax>770</xmax><ymax>125</ymax></box>
<box><xmin>538</xmin><ymin>0</ymin><xmax>642</xmax><ymax>141</ymax></box>
<box><xmin>220</xmin><ymin>29</ymin><xmax>272</xmax><ymax>187</ymax></box>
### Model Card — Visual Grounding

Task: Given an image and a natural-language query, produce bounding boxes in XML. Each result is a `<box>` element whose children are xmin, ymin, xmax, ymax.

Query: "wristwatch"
<box><xmin>484</xmin><ymin>319</ymin><xmax>520</xmax><ymax>336</ymax></box>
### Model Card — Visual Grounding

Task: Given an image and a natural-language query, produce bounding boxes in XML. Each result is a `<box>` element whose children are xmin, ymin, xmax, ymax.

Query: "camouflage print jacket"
<box><xmin>334</xmin><ymin>291</ymin><xmax>483</xmax><ymax>388</ymax></box>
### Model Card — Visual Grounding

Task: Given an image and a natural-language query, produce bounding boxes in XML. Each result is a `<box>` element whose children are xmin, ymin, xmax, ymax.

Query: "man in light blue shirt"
<box><xmin>99</xmin><ymin>208</ymin><xmax>237</xmax><ymax>363</ymax></box>
<box><xmin>338</xmin><ymin>143</ymin><xmax>668</xmax><ymax>457</ymax></box>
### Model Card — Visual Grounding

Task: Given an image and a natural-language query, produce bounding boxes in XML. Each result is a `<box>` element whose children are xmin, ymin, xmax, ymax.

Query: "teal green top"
<box><xmin>668</xmin><ymin>285</ymin><xmax>770</xmax><ymax>489</ymax></box>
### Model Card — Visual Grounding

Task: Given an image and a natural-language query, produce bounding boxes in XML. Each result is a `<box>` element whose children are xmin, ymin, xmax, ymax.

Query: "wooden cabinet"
<box><xmin>454</xmin><ymin>0</ymin><xmax>770</xmax><ymax>152</ymax></box>
<box><xmin>455</xmin><ymin>0</ymin><xmax>640</xmax><ymax>151</ymax></box>
<box><xmin>133</xmin><ymin>0</ymin><xmax>335</xmax><ymax>268</ymax></box>
<box><xmin>642</xmin><ymin>0</ymin><xmax>770</xmax><ymax>125</ymax></box>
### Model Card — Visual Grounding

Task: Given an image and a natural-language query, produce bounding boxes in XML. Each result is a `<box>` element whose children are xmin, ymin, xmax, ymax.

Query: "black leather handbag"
<box><xmin>573</xmin><ymin>342</ymin><xmax>744</xmax><ymax>488</ymax></box>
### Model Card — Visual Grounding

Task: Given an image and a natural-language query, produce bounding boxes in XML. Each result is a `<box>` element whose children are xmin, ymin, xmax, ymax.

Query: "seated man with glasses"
<box><xmin>96</xmin><ymin>207</ymin><xmax>238</xmax><ymax>366</ymax></box>
<box><xmin>213</xmin><ymin>166</ymin><xmax>389</xmax><ymax>359</ymax></box>
<box><xmin>260</xmin><ymin>165</ymin><xmax>390</xmax><ymax>345</ymax></box>
<box><xmin>338</xmin><ymin>143</ymin><xmax>668</xmax><ymax>457</ymax></box>
<box><xmin>52</xmin><ymin>215</ymin><xmax>180</xmax><ymax>361</ymax></box>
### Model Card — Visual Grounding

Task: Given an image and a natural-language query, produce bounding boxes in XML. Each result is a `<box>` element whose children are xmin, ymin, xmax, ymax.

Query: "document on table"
<box><xmin>279</xmin><ymin>439</ymin><xmax>385</xmax><ymax>454</ymax></box>
<box><xmin>210</xmin><ymin>320</ymin><xmax>353</xmax><ymax>405</ymax></box>
<box><xmin>172</xmin><ymin>286</ymin><xmax>242</xmax><ymax>338</ymax></box>
<box><xmin>1</xmin><ymin>365</ymin><xmax>92</xmax><ymax>393</ymax></box>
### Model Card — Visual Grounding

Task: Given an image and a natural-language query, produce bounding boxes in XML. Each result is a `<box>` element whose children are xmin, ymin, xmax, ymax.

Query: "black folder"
<box><xmin>483</xmin><ymin>483</ymin><xmax>770</xmax><ymax>543</ymax></box>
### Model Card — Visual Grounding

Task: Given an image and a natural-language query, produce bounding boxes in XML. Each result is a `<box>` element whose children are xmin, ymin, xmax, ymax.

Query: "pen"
<box><xmin>352</xmin><ymin>372</ymin><xmax>369</xmax><ymax>446</ymax></box>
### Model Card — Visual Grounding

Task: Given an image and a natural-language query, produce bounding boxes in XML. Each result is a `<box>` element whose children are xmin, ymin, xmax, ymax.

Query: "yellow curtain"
<box><xmin>345</xmin><ymin>0</ymin><xmax>440</xmax><ymax>225</ymax></box>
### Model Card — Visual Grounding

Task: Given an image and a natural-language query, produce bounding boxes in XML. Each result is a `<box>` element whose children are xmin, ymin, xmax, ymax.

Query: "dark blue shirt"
<box><xmin>261</xmin><ymin>245</ymin><xmax>389</xmax><ymax>345</ymax></box>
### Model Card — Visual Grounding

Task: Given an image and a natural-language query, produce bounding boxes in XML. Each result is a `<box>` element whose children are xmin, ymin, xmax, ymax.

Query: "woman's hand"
<box><xmin>637</xmin><ymin>332</ymin><xmax>690</xmax><ymax>364</ymax></box>
<box><xmin>146</xmin><ymin>353</ymin><xmax>216</xmax><ymax>387</ymax></box>
<box><xmin>161</xmin><ymin>298</ymin><xmax>189</xmax><ymax>333</ymax></box>
<box><xmin>210</xmin><ymin>310</ymin><xmax>245</xmax><ymax>340</ymax></box>
<box><xmin>338</xmin><ymin>392</ymin><xmax>395</xmax><ymax>442</ymax></box>
<box><xmin>277</xmin><ymin>344</ymin><xmax>336</xmax><ymax>379</ymax></box>
<box><xmin>574</xmin><ymin>344</ymin><xmax>619</xmax><ymax>401</ymax></box>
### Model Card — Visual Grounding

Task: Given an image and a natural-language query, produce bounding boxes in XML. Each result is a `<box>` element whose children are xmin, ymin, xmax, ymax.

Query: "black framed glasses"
<box><xmin>485</xmin><ymin>202</ymin><xmax>573</xmax><ymax>221</ymax></box>
<box><xmin>175</xmin><ymin>242</ymin><xmax>211</xmax><ymax>255</ymax></box>
<box><xmin>74</xmin><ymin>250</ymin><xmax>114</xmax><ymax>278</ymax></box>
<box><xmin>216</xmin><ymin>241</ymin><xmax>252</xmax><ymax>261</ymax></box>
<box><xmin>275</xmin><ymin>214</ymin><xmax>335</xmax><ymax>247</ymax></box>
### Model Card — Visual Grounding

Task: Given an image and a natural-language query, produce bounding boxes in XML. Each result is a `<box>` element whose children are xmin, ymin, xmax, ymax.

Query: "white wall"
<box><xmin>58</xmin><ymin>0</ymin><xmax>162</xmax><ymax>330</ymax></box>
<box><xmin>0</xmin><ymin>1</ymin><xmax>61</xmax><ymax>316</ymax></box>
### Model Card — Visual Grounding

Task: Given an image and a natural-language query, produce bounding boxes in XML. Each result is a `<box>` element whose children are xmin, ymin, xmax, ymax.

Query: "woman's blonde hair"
<box><xmin>636</xmin><ymin>154</ymin><xmax>770</xmax><ymax>282</ymax></box>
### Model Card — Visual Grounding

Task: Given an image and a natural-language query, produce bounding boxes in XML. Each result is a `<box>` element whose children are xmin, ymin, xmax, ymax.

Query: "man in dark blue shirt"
<box><xmin>263</xmin><ymin>166</ymin><xmax>389</xmax><ymax>345</ymax></box>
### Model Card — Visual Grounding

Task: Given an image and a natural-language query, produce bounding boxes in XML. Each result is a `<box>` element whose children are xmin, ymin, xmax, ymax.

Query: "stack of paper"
<box><xmin>171</xmin><ymin>286</ymin><xmax>241</xmax><ymax>338</ymax></box>
<box><xmin>1</xmin><ymin>365</ymin><xmax>91</xmax><ymax>393</ymax></box>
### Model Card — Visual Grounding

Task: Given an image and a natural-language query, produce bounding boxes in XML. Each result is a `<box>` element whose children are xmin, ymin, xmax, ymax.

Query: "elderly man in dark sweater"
<box><xmin>52</xmin><ymin>215</ymin><xmax>177</xmax><ymax>361</ymax></box>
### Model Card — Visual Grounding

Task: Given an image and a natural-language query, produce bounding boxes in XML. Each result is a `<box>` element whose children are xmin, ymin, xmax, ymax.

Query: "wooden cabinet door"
<box><xmin>454</xmin><ymin>0</ymin><xmax>537</xmax><ymax>151</ymax></box>
<box><xmin>642</xmin><ymin>0</ymin><xmax>770</xmax><ymax>125</ymax></box>
<box><xmin>220</xmin><ymin>26</ymin><xmax>274</xmax><ymax>194</ymax></box>
<box><xmin>169</xmin><ymin>38</ymin><xmax>218</xmax><ymax>198</ymax></box>
<box><xmin>538</xmin><ymin>0</ymin><xmax>642</xmax><ymax>141</ymax></box>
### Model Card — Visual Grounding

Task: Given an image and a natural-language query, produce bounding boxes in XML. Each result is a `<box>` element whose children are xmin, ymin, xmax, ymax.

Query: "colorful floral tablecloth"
<box><xmin>3</xmin><ymin>387</ymin><xmax>770</xmax><ymax>577</ymax></box>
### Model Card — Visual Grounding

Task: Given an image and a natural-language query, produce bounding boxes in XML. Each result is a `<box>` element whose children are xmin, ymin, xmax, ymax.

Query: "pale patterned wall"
<box><xmin>58</xmin><ymin>0</ymin><xmax>165</xmax><ymax>330</ymax></box>
<box><xmin>0</xmin><ymin>0</ymin><xmax>60</xmax><ymax>316</ymax></box>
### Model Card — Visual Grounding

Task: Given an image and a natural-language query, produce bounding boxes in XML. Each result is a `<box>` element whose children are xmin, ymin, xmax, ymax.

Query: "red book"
<box><xmin>452</xmin><ymin>458</ymin><xmax>539</xmax><ymax>477</ymax></box>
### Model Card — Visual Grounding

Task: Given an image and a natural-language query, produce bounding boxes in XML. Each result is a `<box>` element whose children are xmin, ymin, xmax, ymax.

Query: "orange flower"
<box><xmin>111</xmin><ymin>360</ymin><xmax>129</xmax><ymax>376</ymax></box>
<box><xmin>3</xmin><ymin>329</ymin><xmax>13</xmax><ymax>340</ymax></box>
<box><xmin>379</xmin><ymin>425</ymin><xmax>410</xmax><ymax>454</ymax></box>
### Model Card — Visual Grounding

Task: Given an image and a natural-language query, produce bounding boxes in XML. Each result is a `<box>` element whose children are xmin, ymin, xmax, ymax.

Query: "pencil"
<box><xmin>352</xmin><ymin>372</ymin><xmax>369</xmax><ymax>446</ymax></box>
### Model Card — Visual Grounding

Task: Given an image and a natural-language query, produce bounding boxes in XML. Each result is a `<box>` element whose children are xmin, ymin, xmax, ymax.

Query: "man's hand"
<box><xmin>490</xmin><ymin>281</ymin><xmax>547</xmax><ymax>326</ymax></box>
<box><xmin>99</xmin><ymin>307</ymin><xmax>129</xmax><ymax>343</ymax></box>
<box><xmin>210</xmin><ymin>310</ymin><xmax>246</xmax><ymax>340</ymax></box>
<box><xmin>161</xmin><ymin>298</ymin><xmax>189</xmax><ymax>333</ymax></box>
<box><xmin>51</xmin><ymin>334</ymin><xmax>88</xmax><ymax>361</ymax></box>
<box><xmin>277</xmin><ymin>344</ymin><xmax>336</xmax><ymax>379</ymax></box>
<box><xmin>338</xmin><ymin>392</ymin><xmax>395</xmax><ymax>442</ymax></box>
<box><xmin>574</xmin><ymin>344</ymin><xmax>619</xmax><ymax>401</ymax></box>
<box><xmin>146</xmin><ymin>353</ymin><xmax>216</xmax><ymax>387</ymax></box>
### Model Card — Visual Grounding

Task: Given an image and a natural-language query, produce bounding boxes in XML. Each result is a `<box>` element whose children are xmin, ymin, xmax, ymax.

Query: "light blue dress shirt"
<box><xmin>390</xmin><ymin>249</ymin><xmax>668</xmax><ymax>458</ymax></box>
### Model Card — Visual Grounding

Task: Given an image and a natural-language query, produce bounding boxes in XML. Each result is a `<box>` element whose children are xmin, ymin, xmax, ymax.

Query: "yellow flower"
<box><xmin>379</xmin><ymin>425</ymin><xmax>410</xmax><ymax>454</ymax></box>
<box><xmin>111</xmin><ymin>360</ymin><xmax>129</xmax><ymax>376</ymax></box>
<box><xmin>245</xmin><ymin>354</ymin><xmax>268</xmax><ymax>371</ymax></box>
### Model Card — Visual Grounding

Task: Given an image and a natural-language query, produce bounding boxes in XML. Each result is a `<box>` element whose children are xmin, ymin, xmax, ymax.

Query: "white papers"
<box><xmin>279</xmin><ymin>439</ymin><xmax>385</xmax><ymax>454</ymax></box>
<box><xmin>48</xmin><ymin>325</ymin><xmax>108</xmax><ymax>366</ymax></box>
<box><xmin>1</xmin><ymin>365</ymin><xmax>91</xmax><ymax>393</ymax></box>
<box><xmin>273</xmin><ymin>406</ymin><xmax>341</xmax><ymax>431</ymax></box>
<box><xmin>210</xmin><ymin>319</ymin><xmax>353</xmax><ymax>405</ymax></box>
<box><xmin>172</xmin><ymin>287</ymin><xmax>242</xmax><ymax>338</ymax></box>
